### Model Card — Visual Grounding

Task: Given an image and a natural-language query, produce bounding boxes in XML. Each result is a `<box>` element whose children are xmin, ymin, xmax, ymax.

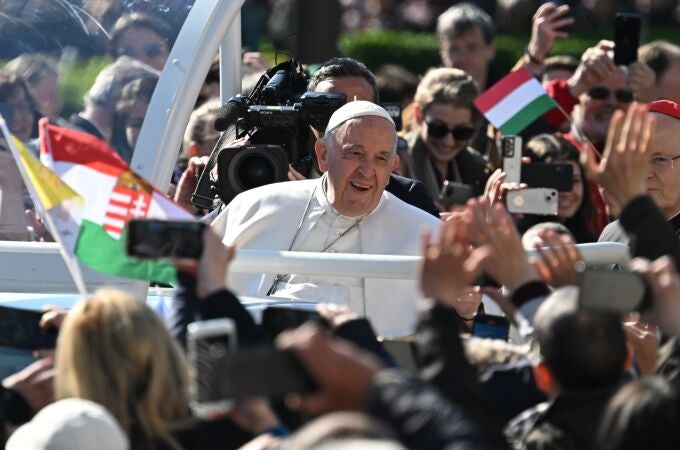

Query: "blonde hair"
<box><xmin>414</xmin><ymin>67</ymin><xmax>479</xmax><ymax>120</ymax></box>
<box><xmin>56</xmin><ymin>289</ymin><xmax>189</xmax><ymax>449</ymax></box>
<box><xmin>182</xmin><ymin>97</ymin><xmax>222</xmax><ymax>158</ymax></box>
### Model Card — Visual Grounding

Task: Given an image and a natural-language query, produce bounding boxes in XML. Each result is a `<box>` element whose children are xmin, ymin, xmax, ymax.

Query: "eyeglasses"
<box><xmin>116</xmin><ymin>43</ymin><xmax>167</xmax><ymax>59</ymax></box>
<box><xmin>587</xmin><ymin>86</ymin><xmax>634</xmax><ymax>103</ymax></box>
<box><xmin>649</xmin><ymin>155</ymin><xmax>680</xmax><ymax>171</ymax></box>
<box><xmin>426</xmin><ymin>121</ymin><xmax>475</xmax><ymax>141</ymax></box>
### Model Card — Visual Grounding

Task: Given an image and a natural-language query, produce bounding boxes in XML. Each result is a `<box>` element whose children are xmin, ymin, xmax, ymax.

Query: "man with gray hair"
<box><xmin>436</xmin><ymin>3</ymin><xmax>501</xmax><ymax>90</ymax></box>
<box><xmin>212</xmin><ymin>101</ymin><xmax>441</xmax><ymax>337</ymax></box>
<box><xmin>69</xmin><ymin>56</ymin><xmax>158</xmax><ymax>143</ymax></box>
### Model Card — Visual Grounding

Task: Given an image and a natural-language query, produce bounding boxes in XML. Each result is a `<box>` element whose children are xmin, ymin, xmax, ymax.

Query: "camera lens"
<box><xmin>237</xmin><ymin>154</ymin><xmax>276</xmax><ymax>189</ymax></box>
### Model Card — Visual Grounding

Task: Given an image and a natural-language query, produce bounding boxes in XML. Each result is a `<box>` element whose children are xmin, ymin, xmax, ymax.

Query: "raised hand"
<box><xmin>568</xmin><ymin>40</ymin><xmax>617</xmax><ymax>97</ymax></box>
<box><xmin>581</xmin><ymin>103</ymin><xmax>653</xmax><ymax>215</ymax></box>
<box><xmin>277</xmin><ymin>323</ymin><xmax>383</xmax><ymax>414</ymax></box>
<box><xmin>420</xmin><ymin>210</ymin><xmax>489</xmax><ymax>306</ymax></box>
<box><xmin>532</xmin><ymin>230</ymin><xmax>584</xmax><ymax>288</ymax></box>
<box><xmin>528</xmin><ymin>3</ymin><xmax>574</xmax><ymax>63</ymax></box>
<box><xmin>468</xmin><ymin>199</ymin><xmax>539</xmax><ymax>292</ymax></box>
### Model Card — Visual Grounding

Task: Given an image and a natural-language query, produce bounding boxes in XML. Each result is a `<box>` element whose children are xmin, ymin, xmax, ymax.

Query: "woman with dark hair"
<box><xmin>524</xmin><ymin>133</ymin><xmax>601</xmax><ymax>243</ymax></box>
<box><xmin>109</xmin><ymin>13</ymin><xmax>172</xmax><ymax>71</ymax></box>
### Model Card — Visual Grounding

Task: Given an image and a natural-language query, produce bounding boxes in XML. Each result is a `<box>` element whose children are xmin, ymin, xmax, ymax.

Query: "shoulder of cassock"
<box><xmin>211</xmin><ymin>179</ymin><xmax>442</xmax><ymax>253</ymax></box>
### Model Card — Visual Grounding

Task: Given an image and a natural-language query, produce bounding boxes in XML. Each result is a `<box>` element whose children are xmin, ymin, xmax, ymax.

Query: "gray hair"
<box><xmin>436</xmin><ymin>3</ymin><xmax>496</xmax><ymax>45</ymax></box>
<box><xmin>84</xmin><ymin>56</ymin><xmax>159</xmax><ymax>109</ymax></box>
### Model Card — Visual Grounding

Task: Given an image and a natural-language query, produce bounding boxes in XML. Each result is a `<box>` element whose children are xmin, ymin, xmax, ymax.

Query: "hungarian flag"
<box><xmin>474</xmin><ymin>67</ymin><xmax>557</xmax><ymax>135</ymax></box>
<box><xmin>39</xmin><ymin>119</ymin><xmax>194</xmax><ymax>284</ymax></box>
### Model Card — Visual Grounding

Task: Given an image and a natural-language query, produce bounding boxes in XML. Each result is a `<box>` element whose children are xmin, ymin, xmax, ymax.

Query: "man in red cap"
<box><xmin>599</xmin><ymin>100</ymin><xmax>680</xmax><ymax>257</ymax></box>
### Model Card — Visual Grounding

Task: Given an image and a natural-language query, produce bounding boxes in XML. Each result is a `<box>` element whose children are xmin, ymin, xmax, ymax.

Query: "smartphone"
<box><xmin>507</xmin><ymin>188</ymin><xmax>558</xmax><ymax>215</ymax></box>
<box><xmin>261</xmin><ymin>306</ymin><xmax>322</xmax><ymax>341</ymax></box>
<box><xmin>0</xmin><ymin>305</ymin><xmax>57</xmax><ymax>350</ymax></box>
<box><xmin>501</xmin><ymin>135</ymin><xmax>522</xmax><ymax>184</ymax></box>
<box><xmin>126</xmin><ymin>219</ymin><xmax>205</xmax><ymax>259</ymax></box>
<box><xmin>438</xmin><ymin>180</ymin><xmax>474</xmax><ymax>209</ymax></box>
<box><xmin>614</xmin><ymin>13</ymin><xmax>641</xmax><ymax>66</ymax></box>
<box><xmin>211</xmin><ymin>347</ymin><xmax>317</xmax><ymax>400</ymax></box>
<box><xmin>578</xmin><ymin>269</ymin><xmax>652</xmax><ymax>313</ymax></box>
<box><xmin>472</xmin><ymin>314</ymin><xmax>510</xmax><ymax>341</ymax></box>
<box><xmin>521</xmin><ymin>163</ymin><xmax>574</xmax><ymax>193</ymax></box>
<box><xmin>381</xmin><ymin>102</ymin><xmax>403</xmax><ymax>131</ymax></box>
<box><xmin>187</xmin><ymin>318</ymin><xmax>237</xmax><ymax>418</ymax></box>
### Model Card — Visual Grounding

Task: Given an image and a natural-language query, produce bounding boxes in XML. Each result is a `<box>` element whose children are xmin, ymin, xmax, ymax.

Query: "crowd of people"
<box><xmin>2</xmin><ymin>0</ymin><xmax>680</xmax><ymax>449</ymax></box>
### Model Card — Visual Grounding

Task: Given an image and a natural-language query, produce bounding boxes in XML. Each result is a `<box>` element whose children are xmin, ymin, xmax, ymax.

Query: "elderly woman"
<box><xmin>399</xmin><ymin>67</ymin><xmax>491</xmax><ymax>210</ymax></box>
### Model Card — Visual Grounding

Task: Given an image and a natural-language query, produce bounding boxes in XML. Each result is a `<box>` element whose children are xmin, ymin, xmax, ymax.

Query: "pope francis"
<box><xmin>211</xmin><ymin>101</ymin><xmax>442</xmax><ymax>337</ymax></box>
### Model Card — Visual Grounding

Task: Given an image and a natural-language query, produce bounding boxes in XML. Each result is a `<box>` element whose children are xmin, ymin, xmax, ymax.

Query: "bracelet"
<box><xmin>525</xmin><ymin>47</ymin><xmax>543</xmax><ymax>66</ymax></box>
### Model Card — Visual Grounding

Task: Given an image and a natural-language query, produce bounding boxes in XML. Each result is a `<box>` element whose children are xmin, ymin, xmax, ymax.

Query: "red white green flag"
<box><xmin>474</xmin><ymin>67</ymin><xmax>557</xmax><ymax>135</ymax></box>
<box><xmin>39</xmin><ymin>119</ymin><xmax>194</xmax><ymax>284</ymax></box>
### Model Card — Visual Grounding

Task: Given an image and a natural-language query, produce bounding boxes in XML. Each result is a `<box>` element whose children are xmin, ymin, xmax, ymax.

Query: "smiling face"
<box><xmin>417</xmin><ymin>102</ymin><xmax>474</xmax><ymax>165</ymax></box>
<box><xmin>575</xmin><ymin>68</ymin><xmax>630</xmax><ymax>143</ymax></box>
<box><xmin>316</xmin><ymin>116</ymin><xmax>398</xmax><ymax>217</ymax></box>
<box><xmin>646</xmin><ymin>114</ymin><xmax>680</xmax><ymax>217</ymax></box>
<box><xmin>557</xmin><ymin>161</ymin><xmax>584</xmax><ymax>220</ymax></box>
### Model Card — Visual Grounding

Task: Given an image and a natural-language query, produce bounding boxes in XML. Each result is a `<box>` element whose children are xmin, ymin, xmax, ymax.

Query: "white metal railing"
<box><xmin>0</xmin><ymin>242</ymin><xmax>630</xmax><ymax>293</ymax></box>
<box><xmin>229</xmin><ymin>242</ymin><xmax>631</xmax><ymax>279</ymax></box>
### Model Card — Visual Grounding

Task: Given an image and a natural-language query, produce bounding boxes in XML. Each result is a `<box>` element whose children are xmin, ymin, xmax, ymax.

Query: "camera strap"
<box><xmin>266</xmin><ymin>183</ymin><xmax>362</xmax><ymax>296</ymax></box>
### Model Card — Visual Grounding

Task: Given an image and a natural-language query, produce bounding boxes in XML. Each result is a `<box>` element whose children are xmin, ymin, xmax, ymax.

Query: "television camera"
<box><xmin>191</xmin><ymin>59</ymin><xmax>346</xmax><ymax>210</ymax></box>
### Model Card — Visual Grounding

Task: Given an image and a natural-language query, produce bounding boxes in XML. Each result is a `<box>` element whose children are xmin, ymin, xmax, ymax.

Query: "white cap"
<box><xmin>325</xmin><ymin>100</ymin><xmax>395</xmax><ymax>134</ymax></box>
<box><xmin>7</xmin><ymin>398</ymin><xmax>130</xmax><ymax>450</ymax></box>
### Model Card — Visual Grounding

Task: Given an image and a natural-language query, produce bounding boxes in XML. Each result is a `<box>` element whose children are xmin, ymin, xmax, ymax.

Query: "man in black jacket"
<box><xmin>508</xmin><ymin>287</ymin><xmax>630</xmax><ymax>450</ymax></box>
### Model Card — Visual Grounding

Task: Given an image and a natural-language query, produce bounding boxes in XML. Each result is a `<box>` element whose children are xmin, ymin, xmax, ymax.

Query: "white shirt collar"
<box><xmin>316</xmin><ymin>173</ymin><xmax>386</xmax><ymax>220</ymax></box>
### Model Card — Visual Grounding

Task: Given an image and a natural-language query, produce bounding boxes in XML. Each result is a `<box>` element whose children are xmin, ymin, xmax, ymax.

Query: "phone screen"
<box><xmin>126</xmin><ymin>219</ymin><xmax>205</xmax><ymax>259</ymax></box>
<box><xmin>261</xmin><ymin>306</ymin><xmax>321</xmax><ymax>340</ymax></box>
<box><xmin>614</xmin><ymin>13</ymin><xmax>641</xmax><ymax>66</ymax></box>
<box><xmin>521</xmin><ymin>163</ymin><xmax>574</xmax><ymax>192</ymax></box>
<box><xmin>472</xmin><ymin>315</ymin><xmax>510</xmax><ymax>341</ymax></box>
<box><xmin>0</xmin><ymin>306</ymin><xmax>57</xmax><ymax>350</ymax></box>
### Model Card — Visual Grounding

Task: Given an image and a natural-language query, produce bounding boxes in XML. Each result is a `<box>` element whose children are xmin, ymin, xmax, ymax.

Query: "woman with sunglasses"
<box><xmin>399</xmin><ymin>68</ymin><xmax>492</xmax><ymax>210</ymax></box>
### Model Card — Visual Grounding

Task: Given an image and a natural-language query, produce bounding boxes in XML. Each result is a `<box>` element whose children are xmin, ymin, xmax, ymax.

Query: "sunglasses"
<box><xmin>426</xmin><ymin>121</ymin><xmax>475</xmax><ymax>141</ymax></box>
<box><xmin>116</xmin><ymin>43</ymin><xmax>167</xmax><ymax>59</ymax></box>
<box><xmin>587</xmin><ymin>86</ymin><xmax>634</xmax><ymax>103</ymax></box>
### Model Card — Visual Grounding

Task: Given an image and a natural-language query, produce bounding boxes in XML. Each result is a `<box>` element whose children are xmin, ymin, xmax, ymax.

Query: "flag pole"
<box><xmin>551</xmin><ymin>98</ymin><xmax>602</xmax><ymax>158</ymax></box>
<box><xmin>0</xmin><ymin>116</ymin><xmax>89</xmax><ymax>298</ymax></box>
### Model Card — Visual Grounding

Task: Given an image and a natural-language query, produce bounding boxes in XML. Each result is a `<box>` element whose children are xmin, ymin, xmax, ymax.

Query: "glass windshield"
<box><xmin>0</xmin><ymin>0</ymin><xmax>195</xmax><ymax>242</ymax></box>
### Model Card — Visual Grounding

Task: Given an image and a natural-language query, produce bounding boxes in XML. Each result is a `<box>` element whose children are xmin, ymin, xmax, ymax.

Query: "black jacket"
<box><xmin>518</xmin><ymin>387</ymin><xmax>618</xmax><ymax>450</ymax></box>
<box><xmin>598</xmin><ymin>194</ymin><xmax>680</xmax><ymax>268</ymax></box>
<box><xmin>364</xmin><ymin>303</ymin><xmax>508</xmax><ymax>450</ymax></box>
<box><xmin>386</xmin><ymin>173</ymin><xmax>439</xmax><ymax>217</ymax></box>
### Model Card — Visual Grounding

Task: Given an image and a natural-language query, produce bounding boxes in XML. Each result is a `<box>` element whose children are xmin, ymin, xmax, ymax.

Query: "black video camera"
<box><xmin>191</xmin><ymin>59</ymin><xmax>346</xmax><ymax>210</ymax></box>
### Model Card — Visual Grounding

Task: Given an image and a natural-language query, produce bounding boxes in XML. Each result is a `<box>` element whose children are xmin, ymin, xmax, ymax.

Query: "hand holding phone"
<box><xmin>501</xmin><ymin>135</ymin><xmax>522</xmax><ymax>184</ymax></box>
<box><xmin>0</xmin><ymin>306</ymin><xmax>57</xmax><ymax>350</ymax></box>
<box><xmin>507</xmin><ymin>188</ymin><xmax>558</xmax><ymax>215</ymax></box>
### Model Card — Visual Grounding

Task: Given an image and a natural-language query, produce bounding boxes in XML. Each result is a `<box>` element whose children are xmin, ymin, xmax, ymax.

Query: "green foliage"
<box><xmin>339</xmin><ymin>28</ymin><xmax>680</xmax><ymax>76</ymax></box>
<box><xmin>59</xmin><ymin>56</ymin><xmax>111</xmax><ymax>117</ymax></box>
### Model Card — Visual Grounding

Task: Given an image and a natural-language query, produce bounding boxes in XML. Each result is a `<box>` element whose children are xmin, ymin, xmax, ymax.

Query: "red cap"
<box><xmin>647</xmin><ymin>100</ymin><xmax>680</xmax><ymax>120</ymax></box>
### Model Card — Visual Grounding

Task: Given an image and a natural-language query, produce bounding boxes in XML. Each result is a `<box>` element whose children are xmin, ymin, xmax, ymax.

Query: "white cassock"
<box><xmin>211</xmin><ymin>175</ymin><xmax>441</xmax><ymax>337</ymax></box>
